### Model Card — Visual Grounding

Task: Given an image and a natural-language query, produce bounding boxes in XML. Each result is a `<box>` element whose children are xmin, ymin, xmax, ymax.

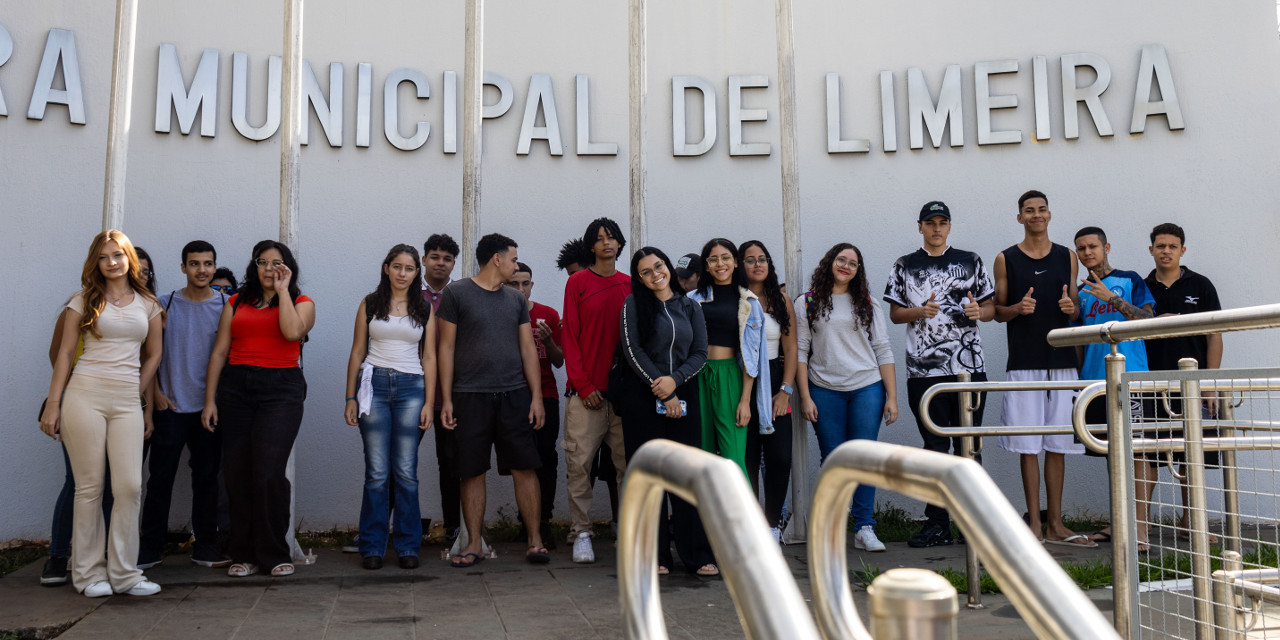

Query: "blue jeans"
<box><xmin>809</xmin><ymin>381</ymin><xmax>886</xmax><ymax>530</ymax></box>
<box><xmin>358</xmin><ymin>368</ymin><xmax>425</xmax><ymax>558</ymax></box>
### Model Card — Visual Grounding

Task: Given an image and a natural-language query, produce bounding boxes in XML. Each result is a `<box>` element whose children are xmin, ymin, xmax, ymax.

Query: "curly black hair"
<box><xmin>805</xmin><ymin>243</ymin><xmax>873</xmax><ymax>338</ymax></box>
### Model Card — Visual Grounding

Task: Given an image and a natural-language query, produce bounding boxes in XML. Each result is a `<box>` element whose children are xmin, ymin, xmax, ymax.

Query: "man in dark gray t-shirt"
<box><xmin>437</xmin><ymin>233</ymin><xmax>549</xmax><ymax>567</ymax></box>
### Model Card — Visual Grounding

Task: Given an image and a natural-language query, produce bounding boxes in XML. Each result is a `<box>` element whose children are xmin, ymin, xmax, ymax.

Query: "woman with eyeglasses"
<box><xmin>202</xmin><ymin>240</ymin><xmax>314</xmax><ymax>578</ymax></box>
<box><xmin>794</xmin><ymin>243</ymin><xmax>897</xmax><ymax>552</ymax></box>
<box><xmin>687</xmin><ymin>238</ymin><xmax>771</xmax><ymax>480</ymax></box>
<box><xmin>616</xmin><ymin>247</ymin><xmax>717</xmax><ymax>576</ymax></box>
<box><xmin>739</xmin><ymin>240</ymin><xmax>798</xmax><ymax>542</ymax></box>
<box><xmin>343</xmin><ymin>245</ymin><xmax>436</xmax><ymax>570</ymax></box>
<box><xmin>39</xmin><ymin>230</ymin><xmax>165</xmax><ymax>598</ymax></box>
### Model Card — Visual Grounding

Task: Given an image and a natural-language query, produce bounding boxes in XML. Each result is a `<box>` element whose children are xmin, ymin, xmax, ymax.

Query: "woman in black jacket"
<box><xmin>617</xmin><ymin>246</ymin><xmax>717</xmax><ymax>576</ymax></box>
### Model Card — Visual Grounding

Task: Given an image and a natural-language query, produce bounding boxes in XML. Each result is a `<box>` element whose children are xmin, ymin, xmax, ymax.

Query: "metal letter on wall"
<box><xmin>302</xmin><ymin>60</ymin><xmax>342</xmax><ymax>147</ymax></box>
<box><xmin>483</xmin><ymin>72</ymin><xmax>513</xmax><ymax>119</ymax></box>
<box><xmin>154</xmin><ymin>44</ymin><xmax>217</xmax><ymax>136</ymax></box>
<box><xmin>728</xmin><ymin>75</ymin><xmax>770</xmax><ymax>156</ymax></box>
<box><xmin>517</xmin><ymin>73</ymin><xmax>564</xmax><ymax>156</ymax></box>
<box><xmin>1033</xmin><ymin>55</ymin><xmax>1051</xmax><ymax>141</ymax></box>
<box><xmin>672</xmin><ymin>75</ymin><xmax>716</xmax><ymax>156</ymax></box>
<box><xmin>975</xmin><ymin>59</ymin><xmax>1020</xmax><ymax>145</ymax></box>
<box><xmin>880</xmin><ymin>70</ymin><xmax>897</xmax><ymax>152</ymax></box>
<box><xmin>231</xmin><ymin>52</ymin><xmax>281</xmax><ymax>141</ymax></box>
<box><xmin>825</xmin><ymin>73</ymin><xmax>870</xmax><ymax>153</ymax></box>
<box><xmin>907</xmin><ymin>64</ymin><xmax>963</xmax><ymax>149</ymax></box>
<box><xmin>1061</xmin><ymin>52</ymin><xmax>1114</xmax><ymax>139</ymax></box>
<box><xmin>443</xmin><ymin>70</ymin><xmax>457</xmax><ymax>153</ymax></box>
<box><xmin>355</xmin><ymin>62</ymin><xmax>371</xmax><ymax>147</ymax></box>
<box><xmin>383</xmin><ymin>68</ymin><xmax>430</xmax><ymax>151</ymax></box>
<box><xmin>576</xmin><ymin>74</ymin><xmax>617</xmax><ymax>155</ymax></box>
<box><xmin>1130</xmin><ymin>44</ymin><xmax>1185</xmax><ymax>134</ymax></box>
<box><xmin>29</xmin><ymin>29</ymin><xmax>86</xmax><ymax>124</ymax></box>
<box><xmin>0</xmin><ymin>23</ymin><xmax>12</xmax><ymax>116</ymax></box>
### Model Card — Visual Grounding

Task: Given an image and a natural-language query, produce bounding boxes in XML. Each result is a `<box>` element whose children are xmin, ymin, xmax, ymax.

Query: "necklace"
<box><xmin>107</xmin><ymin>291</ymin><xmax>130</xmax><ymax>306</ymax></box>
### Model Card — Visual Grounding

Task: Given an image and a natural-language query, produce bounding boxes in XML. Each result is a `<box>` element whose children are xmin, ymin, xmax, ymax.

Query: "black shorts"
<box><xmin>1081</xmin><ymin>393</ymin><xmax>1165</xmax><ymax>465</ymax></box>
<box><xmin>452</xmin><ymin>388</ymin><xmax>542</xmax><ymax>479</ymax></box>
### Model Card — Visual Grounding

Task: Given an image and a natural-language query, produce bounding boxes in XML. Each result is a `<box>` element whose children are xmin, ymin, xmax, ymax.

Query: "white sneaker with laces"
<box><xmin>124</xmin><ymin>580</ymin><xmax>161</xmax><ymax>596</ymax></box>
<box><xmin>853</xmin><ymin>525</ymin><xmax>886</xmax><ymax>552</ymax></box>
<box><xmin>84</xmin><ymin>581</ymin><xmax>113</xmax><ymax>598</ymax></box>
<box><xmin>572</xmin><ymin>531</ymin><xmax>595</xmax><ymax>564</ymax></box>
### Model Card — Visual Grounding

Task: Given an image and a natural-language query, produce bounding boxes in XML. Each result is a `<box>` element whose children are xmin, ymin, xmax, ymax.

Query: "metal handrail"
<box><xmin>808</xmin><ymin>441</ymin><xmax>1119</xmax><ymax>640</ymax></box>
<box><xmin>1046</xmin><ymin>303</ymin><xmax>1280</xmax><ymax>347</ymax></box>
<box><xmin>618</xmin><ymin>440</ymin><xmax>820</xmax><ymax>640</ymax></box>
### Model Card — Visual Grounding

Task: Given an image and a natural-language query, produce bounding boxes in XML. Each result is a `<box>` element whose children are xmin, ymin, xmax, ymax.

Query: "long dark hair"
<box><xmin>629</xmin><ymin>247</ymin><xmax>683</xmax><ymax>344</ymax></box>
<box><xmin>364</xmin><ymin>244</ymin><xmax>430</xmax><ymax>327</ymax></box>
<box><xmin>696</xmin><ymin>238</ymin><xmax>747</xmax><ymax>297</ymax></box>
<box><xmin>238</xmin><ymin>240</ymin><xmax>302</xmax><ymax>308</ymax></box>
<box><xmin>134</xmin><ymin>246</ymin><xmax>156</xmax><ymax>293</ymax></box>
<box><xmin>806</xmin><ymin>243</ymin><xmax>874</xmax><ymax>338</ymax></box>
<box><xmin>738</xmin><ymin>240</ymin><xmax>789</xmax><ymax>335</ymax></box>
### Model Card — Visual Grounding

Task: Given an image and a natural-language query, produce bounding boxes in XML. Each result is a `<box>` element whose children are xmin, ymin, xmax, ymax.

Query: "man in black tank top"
<box><xmin>991</xmin><ymin>190</ymin><xmax>1095</xmax><ymax>548</ymax></box>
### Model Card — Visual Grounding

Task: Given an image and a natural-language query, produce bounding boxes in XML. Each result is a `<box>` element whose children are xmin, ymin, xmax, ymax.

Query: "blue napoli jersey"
<box><xmin>1077</xmin><ymin>269</ymin><xmax>1155</xmax><ymax>379</ymax></box>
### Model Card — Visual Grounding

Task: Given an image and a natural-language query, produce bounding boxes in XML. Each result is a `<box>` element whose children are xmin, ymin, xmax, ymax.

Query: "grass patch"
<box><xmin>935</xmin><ymin>566</ymin><xmax>1001</xmax><ymax>594</ymax></box>
<box><xmin>0</xmin><ymin>542</ymin><xmax>47</xmax><ymax>579</ymax></box>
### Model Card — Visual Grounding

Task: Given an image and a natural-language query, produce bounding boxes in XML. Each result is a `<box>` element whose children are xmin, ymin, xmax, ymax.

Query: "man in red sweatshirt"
<box><xmin>562</xmin><ymin>218</ymin><xmax>630</xmax><ymax>564</ymax></box>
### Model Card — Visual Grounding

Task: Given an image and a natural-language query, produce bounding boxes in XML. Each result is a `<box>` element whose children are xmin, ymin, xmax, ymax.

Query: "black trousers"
<box><xmin>217</xmin><ymin>365</ymin><xmax>306</xmax><ymax>569</ymax></box>
<box><xmin>746</xmin><ymin>357</ymin><xmax>793</xmax><ymax>527</ymax></box>
<box><xmin>418</xmin><ymin>409</ymin><xmax>460</xmax><ymax>532</ymax></box>
<box><xmin>908</xmin><ymin>373</ymin><xmax>986</xmax><ymax>527</ymax></box>
<box><xmin>619</xmin><ymin>376</ymin><xmax>715</xmax><ymax>570</ymax></box>
<box><xmin>139</xmin><ymin>410</ymin><xmax>222</xmax><ymax>560</ymax></box>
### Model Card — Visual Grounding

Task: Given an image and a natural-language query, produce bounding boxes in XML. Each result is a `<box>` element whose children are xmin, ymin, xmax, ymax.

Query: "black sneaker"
<box><xmin>908</xmin><ymin>523</ymin><xmax>954</xmax><ymax>548</ymax></box>
<box><xmin>40</xmin><ymin>557</ymin><xmax>68</xmax><ymax>586</ymax></box>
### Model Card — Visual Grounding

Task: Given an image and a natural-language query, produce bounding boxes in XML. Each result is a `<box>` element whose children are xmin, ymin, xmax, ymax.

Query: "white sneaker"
<box><xmin>770</xmin><ymin>526</ymin><xmax>783</xmax><ymax>545</ymax></box>
<box><xmin>84</xmin><ymin>581</ymin><xmax>113</xmax><ymax>598</ymax></box>
<box><xmin>572</xmin><ymin>532</ymin><xmax>595</xmax><ymax>564</ymax></box>
<box><xmin>124</xmin><ymin>580</ymin><xmax>161</xmax><ymax>596</ymax></box>
<box><xmin>853</xmin><ymin>526</ymin><xmax>886</xmax><ymax>552</ymax></box>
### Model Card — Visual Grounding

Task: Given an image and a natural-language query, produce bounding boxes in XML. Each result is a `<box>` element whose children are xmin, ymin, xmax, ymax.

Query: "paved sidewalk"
<box><xmin>0</xmin><ymin>536</ymin><xmax>1114</xmax><ymax>639</ymax></box>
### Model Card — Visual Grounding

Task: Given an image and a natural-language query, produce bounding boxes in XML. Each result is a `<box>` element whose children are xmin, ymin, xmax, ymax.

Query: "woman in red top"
<box><xmin>202</xmin><ymin>240</ymin><xmax>315</xmax><ymax>578</ymax></box>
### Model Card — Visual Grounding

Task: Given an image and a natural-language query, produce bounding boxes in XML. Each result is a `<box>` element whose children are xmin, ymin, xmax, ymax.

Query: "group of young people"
<box><xmin>37</xmin><ymin>189</ymin><xmax>1222</xmax><ymax>595</ymax></box>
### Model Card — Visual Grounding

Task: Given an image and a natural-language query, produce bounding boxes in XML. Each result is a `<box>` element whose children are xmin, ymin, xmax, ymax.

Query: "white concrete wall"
<box><xmin>3</xmin><ymin>0</ymin><xmax>1280</xmax><ymax>539</ymax></box>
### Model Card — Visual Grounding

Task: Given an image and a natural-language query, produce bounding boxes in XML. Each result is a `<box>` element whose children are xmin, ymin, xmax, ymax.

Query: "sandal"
<box><xmin>526</xmin><ymin>546</ymin><xmax>551</xmax><ymax>565</ymax></box>
<box><xmin>696</xmin><ymin>564</ymin><xmax>720</xmax><ymax>577</ymax></box>
<box><xmin>1088</xmin><ymin>530</ymin><xmax>1112</xmax><ymax>543</ymax></box>
<box><xmin>657</xmin><ymin>565</ymin><xmax>670</xmax><ymax>576</ymax></box>
<box><xmin>227</xmin><ymin>563</ymin><xmax>258</xmax><ymax>577</ymax></box>
<box><xmin>451</xmin><ymin>552</ymin><xmax>484</xmax><ymax>569</ymax></box>
<box><xmin>270</xmin><ymin>563</ymin><xmax>295</xmax><ymax>577</ymax></box>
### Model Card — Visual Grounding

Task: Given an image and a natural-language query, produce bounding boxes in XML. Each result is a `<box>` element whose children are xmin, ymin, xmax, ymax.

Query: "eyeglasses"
<box><xmin>834</xmin><ymin>257</ymin><xmax>860</xmax><ymax>269</ymax></box>
<box><xmin>638</xmin><ymin>261</ymin><xmax>667</xmax><ymax>280</ymax></box>
<box><xmin>139</xmin><ymin>269</ymin><xmax>152</xmax><ymax>278</ymax></box>
<box><xmin>255</xmin><ymin>259</ymin><xmax>285</xmax><ymax>268</ymax></box>
<box><xmin>210</xmin><ymin>285</ymin><xmax>236</xmax><ymax>292</ymax></box>
<box><xmin>705</xmin><ymin>256</ymin><xmax>733</xmax><ymax>266</ymax></box>
<box><xmin>743</xmin><ymin>257</ymin><xmax>769</xmax><ymax>267</ymax></box>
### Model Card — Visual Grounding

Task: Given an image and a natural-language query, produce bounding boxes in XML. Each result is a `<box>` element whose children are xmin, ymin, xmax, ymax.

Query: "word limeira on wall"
<box><xmin>5</xmin><ymin>25</ymin><xmax>1184</xmax><ymax>157</ymax></box>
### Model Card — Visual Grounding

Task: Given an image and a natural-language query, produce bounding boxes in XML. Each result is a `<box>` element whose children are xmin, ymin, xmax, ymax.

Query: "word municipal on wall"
<box><xmin>1</xmin><ymin>24</ymin><xmax>1185</xmax><ymax>156</ymax></box>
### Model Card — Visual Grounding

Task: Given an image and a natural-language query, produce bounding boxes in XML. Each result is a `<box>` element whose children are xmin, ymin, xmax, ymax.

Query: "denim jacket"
<box><xmin>688</xmin><ymin>286</ymin><xmax>774</xmax><ymax>433</ymax></box>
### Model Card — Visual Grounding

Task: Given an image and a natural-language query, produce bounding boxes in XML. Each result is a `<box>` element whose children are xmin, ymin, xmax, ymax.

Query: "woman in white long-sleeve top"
<box><xmin>794</xmin><ymin>243</ymin><xmax>898</xmax><ymax>552</ymax></box>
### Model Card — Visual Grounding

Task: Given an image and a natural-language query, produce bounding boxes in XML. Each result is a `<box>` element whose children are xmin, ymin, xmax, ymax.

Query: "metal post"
<box><xmin>1211</xmin><ymin>550</ymin><xmax>1244</xmax><ymax>640</ymax></box>
<box><xmin>956</xmin><ymin>371</ymin><xmax>983</xmax><ymax>609</ymax></box>
<box><xmin>775</xmin><ymin>0</ymin><xmax>808</xmax><ymax>545</ymax></box>
<box><xmin>867</xmin><ymin>568</ymin><xmax>959</xmax><ymax>640</ymax></box>
<box><xmin>101</xmin><ymin>0</ymin><xmax>140</xmax><ymax>231</ymax></box>
<box><xmin>1178</xmin><ymin>358</ymin><xmax>1214</xmax><ymax>639</ymax></box>
<box><xmin>627</xmin><ymin>0</ymin><xmax>646</xmax><ymax>249</ymax></box>
<box><xmin>460</xmin><ymin>0</ymin><xmax>483</xmax><ymax>278</ymax></box>
<box><xmin>1219</xmin><ymin>393</ymin><xmax>1241</xmax><ymax>555</ymax></box>
<box><xmin>1106</xmin><ymin>346</ymin><xmax>1138</xmax><ymax>639</ymax></box>
<box><xmin>279</xmin><ymin>0</ymin><xmax>303</xmax><ymax>249</ymax></box>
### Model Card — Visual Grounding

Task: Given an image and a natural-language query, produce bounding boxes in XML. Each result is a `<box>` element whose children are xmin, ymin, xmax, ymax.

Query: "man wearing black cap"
<box><xmin>884</xmin><ymin>201</ymin><xmax>995</xmax><ymax>548</ymax></box>
<box><xmin>674</xmin><ymin>253</ymin><xmax>701</xmax><ymax>294</ymax></box>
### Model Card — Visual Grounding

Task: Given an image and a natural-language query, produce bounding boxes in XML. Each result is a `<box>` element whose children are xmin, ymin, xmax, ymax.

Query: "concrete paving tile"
<box><xmin>412</xmin><ymin>572</ymin><xmax>507</xmax><ymax>639</ymax></box>
<box><xmin>56</xmin><ymin>585</ymin><xmax>193</xmax><ymax>639</ymax></box>
<box><xmin>322</xmin><ymin>620</ymin><xmax>416</xmax><ymax>640</ymax></box>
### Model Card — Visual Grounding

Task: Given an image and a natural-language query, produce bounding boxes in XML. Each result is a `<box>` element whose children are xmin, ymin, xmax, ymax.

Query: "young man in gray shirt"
<box><xmin>437</xmin><ymin>233</ymin><xmax>548</xmax><ymax>567</ymax></box>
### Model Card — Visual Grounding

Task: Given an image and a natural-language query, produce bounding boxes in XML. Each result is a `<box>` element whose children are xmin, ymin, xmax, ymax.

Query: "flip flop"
<box><xmin>451</xmin><ymin>552</ymin><xmax>484</xmax><ymax>569</ymax></box>
<box><xmin>1176</xmin><ymin>530</ymin><xmax>1220</xmax><ymax>544</ymax></box>
<box><xmin>526</xmin><ymin>546</ymin><xmax>551</xmax><ymax>564</ymax></box>
<box><xmin>1046</xmin><ymin>534</ymin><xmax>1100</xmax><ymax>549</ymax></box>
<box><xmin>1088</xmin><ymin>530</ymin><xmax>1112</xmax><ymax>543</ymax></box>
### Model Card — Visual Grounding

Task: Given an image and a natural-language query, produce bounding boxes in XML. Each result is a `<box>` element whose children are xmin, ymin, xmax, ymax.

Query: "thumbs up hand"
<box><xmin>921</xmin><ymin>291</ymin><xmax>941</xmax><ymax>319</ymax></box>
<box><xmin>1058</xmin><ymin>284</ymin><xmax>1076</xmax><ymax>316</ymax></box>
<box><xmin>963</xmin><ymin>291</ymin><xmax>981</xmax><ymax>321</ymax></box>
<box><xmin>1018</xmin><ymin>287</ymin><xmax>1036</xmax><ymax>315</ymax></box>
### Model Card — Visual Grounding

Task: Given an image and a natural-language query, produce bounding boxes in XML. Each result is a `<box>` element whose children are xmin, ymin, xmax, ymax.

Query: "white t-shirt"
<box><xmin>365</xmin><ymin>314</ymin><xmax>425</xmax><ymax>375</ymax></box>
<box><xmin>763</xmin><ymin>312</ymin><xmax>782</xmax><ymax>361</ymax></box>
<box><xmin>67</xmin><ymin>290</ymin><xmax>162</xmax><ymax>383</ymax></box>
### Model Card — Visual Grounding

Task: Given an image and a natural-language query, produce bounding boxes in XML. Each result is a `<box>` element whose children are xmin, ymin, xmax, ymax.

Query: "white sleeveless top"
<box><xmin>365</xmin><ymin>314</ymin><xmax>425</xmax><ymax>374</ymax></box>
<box><xmin>763</xmin><ymin>312</ymin><xmax>781</xmax><ymax>361</ymax></box>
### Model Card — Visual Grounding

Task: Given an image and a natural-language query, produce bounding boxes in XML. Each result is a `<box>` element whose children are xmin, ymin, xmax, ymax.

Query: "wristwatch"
<box><xmin>780</xmin><ymin>384</ymin><xmax>794</xmax><ymax>395</ymax></box>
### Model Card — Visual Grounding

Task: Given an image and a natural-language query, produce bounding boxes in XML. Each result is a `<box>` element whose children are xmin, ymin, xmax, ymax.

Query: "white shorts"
<box><xmin>998</xmin><ymin>368</ymin><xmax>1085</xmax><ymax>455</ymax></box>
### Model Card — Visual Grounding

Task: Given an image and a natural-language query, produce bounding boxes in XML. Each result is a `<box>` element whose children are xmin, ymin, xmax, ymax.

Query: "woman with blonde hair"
<box><xmin>39</xmin><ymin>229</ymin><xmax>165</xmax><ymax>598</ymax></box>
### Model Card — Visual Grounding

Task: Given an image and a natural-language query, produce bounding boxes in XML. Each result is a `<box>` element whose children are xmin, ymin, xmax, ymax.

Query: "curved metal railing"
<box><xmin>808</xmin><ymin>440</ymin><xmax>1120</xmax><ymax>640</ymax></box>
<box><xmin>618</xmin><ymin>440</ymin><xmax>821</xmax><ymax>640</ymax></box>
